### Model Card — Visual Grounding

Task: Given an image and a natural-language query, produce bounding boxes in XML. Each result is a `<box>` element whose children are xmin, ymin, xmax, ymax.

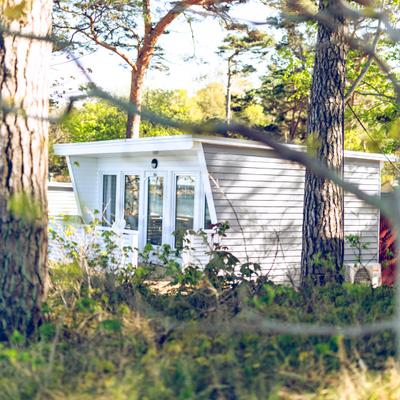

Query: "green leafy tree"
<box><xmin>345</xmin><ymin>49</ymin><xmax>400</xmax><ymax>154</ymax></box>
<box><xmin>240</xmin><ymin>103</ymin><xmax>271</xmax><ymax>127</ymax></box>
<box><xmin>233</xmin><ymin>18</ymin><xmax>315</xmax><ymax>141</ymax></box>
<box><xmin>49</xmin><ymin>124</ymin><xmax>70</xmax><ymax>180</ymax></box>
<box><xmin>217</xmin><ymin>28</ymin><xmax>272</xmax><ymax>123</ymax></box>
<box><xmin>54</xmin><ymin>0</ymin><xmax>238</xmax><ymax>138</ymax></box>
<box><xmin>61</xmin><ymin>101</ymin><xmax>126</xmax><ymax>143</ymax></box>
<box><xmin>141</xmin><ymin>89</ymin><xmax>202</xmax><ymax>136</ymax></box>
<box><xmin>235</xmin><ymin>14</ymin><xmax>399</xmax><ymax>151</ymax></box>
<box><xmin>195</xmin><ymin>82</ymin><xmax>226</xmax><ymax>120</ymax></box>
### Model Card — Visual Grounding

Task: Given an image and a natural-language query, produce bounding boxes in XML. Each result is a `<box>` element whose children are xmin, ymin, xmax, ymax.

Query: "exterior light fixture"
<box><xmin>151</xmin><ymin>158</ymin><xmax>158</xmax><ymax>169</ymax></box>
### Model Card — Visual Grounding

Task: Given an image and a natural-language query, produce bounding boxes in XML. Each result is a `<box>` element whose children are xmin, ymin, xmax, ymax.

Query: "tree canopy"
<box><xmin>54</xmin><ymin>0</ymin><xmax>239</xmax><ymax>137</ymax></box>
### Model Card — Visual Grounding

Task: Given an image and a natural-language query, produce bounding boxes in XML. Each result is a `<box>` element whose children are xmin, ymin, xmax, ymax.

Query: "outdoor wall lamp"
<box><xmin>151</xmin><ymin>158</ymin><xmax>158</xmax><ymax>169</ymax></box>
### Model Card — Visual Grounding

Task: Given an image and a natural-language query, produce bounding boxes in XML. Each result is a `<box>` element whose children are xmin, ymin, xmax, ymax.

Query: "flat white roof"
<box><xmin>54</xmin><ymin>134</ymin><xmax>397</xmax><ymax>162</ymax></box>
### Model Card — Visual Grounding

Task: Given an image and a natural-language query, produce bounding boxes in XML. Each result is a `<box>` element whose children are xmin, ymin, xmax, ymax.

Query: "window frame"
<box><xmin>99</xmin><ymin>172</ymin><xmax>119</xmax><ymax>227</ymax></box>
<box><xmin>98</xmin><ymin>167</ymin><xmax>211</xmax><ymax>250</ymax></box>
<box><xmin>143</xmin><ymin>170</ymin><xmax>169</xmax><ymax>247</ymax></box>
<box><xmin>122</xmin><ymin>172</ymin><xmax>142</xmax><ymax>232</ymax></box>
<box><xmin>171</xmin><ymin>171</ymin><xmax>201</xmax><ymax>249</ymax></box>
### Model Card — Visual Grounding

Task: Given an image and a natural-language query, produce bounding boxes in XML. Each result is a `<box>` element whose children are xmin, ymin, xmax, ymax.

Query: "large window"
<box><xmin>102</xmin><ymin>174</ymin><xmax>117</xmax><ymax>226</ymax></box>
<box><xmin>124</xmin><ymin>175</ymin><xmax>140</xmax><ymax>230</ymax></box>
<box><xmin>146</xmin><ymin>176</ymin><xmax>164</xmax><ymax>245</ymax></box>
<box><xmin>175</xmin><ymin>175</ymin><xmax>195</xmax><ymax>249</ymax></box>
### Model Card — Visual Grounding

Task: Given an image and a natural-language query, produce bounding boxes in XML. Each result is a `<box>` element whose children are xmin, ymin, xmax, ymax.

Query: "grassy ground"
<box><xmin>0</xmin><ymin>260</ymin><xmax>397</xmax><ymax>400</ymax></box>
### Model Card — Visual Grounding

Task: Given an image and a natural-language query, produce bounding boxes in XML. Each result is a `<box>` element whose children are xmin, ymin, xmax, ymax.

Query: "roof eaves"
<box><xmin>193</xmin><ymin>135</ymin><xmax>397</xmax><ymax>163</ymax></box>
<box><xmin>54</xmin><ymin>135</ymin><xmax>195</xmax><ymax>156</ymax></box>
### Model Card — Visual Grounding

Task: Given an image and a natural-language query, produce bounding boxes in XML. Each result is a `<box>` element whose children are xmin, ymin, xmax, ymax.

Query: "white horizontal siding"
<box><xmin>344</xmin><ymin>158</ymin><xmax>380</xmax><ymax>266</ymax></box>
<box><xmin>182</xmin><ymin>231</ymin><xmax>214</xmax><ymax>267</ymax></box>
<box><xmin>69</xmin><ymin>156</ymin><xmax>99</xmax><ymax>222</ymax></box>
<box><xmin>201</xmin><ymin>144</ymin><xmax>381</xmax><ymax>283</ymax></box>
<box><xmin>48</xmin><ymin>183</ymin><xmax>79</xmax><ymax>216</ymax></box>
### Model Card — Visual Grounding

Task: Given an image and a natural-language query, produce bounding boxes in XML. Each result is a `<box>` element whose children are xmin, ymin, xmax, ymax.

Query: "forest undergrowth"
<box><xmin>0</xmin><ymin>224</ymin><xmax>398</xmax><ymax>400</ymax></box>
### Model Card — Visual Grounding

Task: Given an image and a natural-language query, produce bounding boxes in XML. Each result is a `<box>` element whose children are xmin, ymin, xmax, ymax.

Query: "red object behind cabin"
<box><xmin>380</xmin><ymin>214</ymin><xmax>397</xmax><ymax>286</ymax></box>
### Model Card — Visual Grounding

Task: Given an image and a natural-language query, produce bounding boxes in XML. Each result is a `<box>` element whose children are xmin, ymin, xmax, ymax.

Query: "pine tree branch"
<box><xmin>345</xmin><ymin>14</ymin><xmax>382</xmax><ymax>100</ymax></box>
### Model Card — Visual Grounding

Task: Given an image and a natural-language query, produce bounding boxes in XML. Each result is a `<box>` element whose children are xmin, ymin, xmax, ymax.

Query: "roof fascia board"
<box><xmin>54</xmin><ymin>135</ymin><xmax>194</xmax><ymax>156</ymax></box>
<box><xmin>193</xmin><ymin>136</ymin><xmax>397</xmax><ymax>162</ymax></box>
<box><xmin>54</xmin><ymin>133</ymin><xmax>396</xmax><ymax>163</ymax></box>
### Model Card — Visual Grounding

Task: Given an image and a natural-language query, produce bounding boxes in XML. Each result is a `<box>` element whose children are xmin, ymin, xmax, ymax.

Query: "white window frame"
<box><xmin>121</xmin><ymin>171</ymin><xmax>144</xmax><ymax>233</ymax></box>
<box><xmin>98</xmin><ymin>170</ymin><xmax>121</xmax><ymax>226</ymax></box>
<box><xmin>98</xmin><ymin>163</ymin><xmax>210</xmax><ymax>251</ymax></box>
<box><xmin>143</xmin><ymin>170</ymin><xmax>169</xmax><ymax>248</ymax></box>
<box><xmin>171</xmin><ymin>171</ymin><xmax>201</xmax><ymax>249</ymax></box>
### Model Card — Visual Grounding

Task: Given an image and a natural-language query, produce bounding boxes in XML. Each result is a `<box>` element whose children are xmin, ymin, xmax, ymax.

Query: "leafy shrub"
<box><xmin>0</xmin><ymin>221</ymin><xmax>395</xmax><ymax>399</ymax></box>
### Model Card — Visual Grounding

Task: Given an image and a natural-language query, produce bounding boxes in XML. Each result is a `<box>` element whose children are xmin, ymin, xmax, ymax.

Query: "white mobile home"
<box><xmin>54</xmin><ymin>135</ymin><xmax>390</xmax><ymax>283</ymax></box>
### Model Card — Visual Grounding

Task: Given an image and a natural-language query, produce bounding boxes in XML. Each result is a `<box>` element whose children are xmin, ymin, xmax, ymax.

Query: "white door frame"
<box><xmin>99</xmin><ymin>165</ymin><xmax>208</xmax><ymax>252</ymax></box>
<box><xmin>142</xmin><ymin>170</ymin><xmax>169</xmax><ymax>249</ymax></box>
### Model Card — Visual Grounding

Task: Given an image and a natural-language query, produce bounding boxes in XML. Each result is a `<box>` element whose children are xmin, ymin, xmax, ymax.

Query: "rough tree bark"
<box><xmin>127</xmin><ymin>67</ymin><xmax>145</xmax><ymax>139</ymax></box>
<box><xmin>0</xmin><ymin>0</ymin><xmax>52</xmax><ymax>339</ymax></box>
<box><xmin>300</xmin><ymin>0</ymin><xmax>347</xmax><ymax>286</ymax></box>
<box><xmin>225</xmin><ymin>57</ymin><xmax>232</xmax><ymax>125</ymax></box>
<box><xmin>126</xmin><ymin>0</ymin><xmax>210</xmax><ymax>138</ymax></box>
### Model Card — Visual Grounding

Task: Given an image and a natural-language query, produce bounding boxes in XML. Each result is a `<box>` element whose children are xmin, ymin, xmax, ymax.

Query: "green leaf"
<box><xmin>98</xmin><ymin>319</ymin><xmax>122</xmax><ymax>333</ymax></box>
<box><xmin>8</xmin><ymin>192</ymin><xmax>43</xmax><ymax>222</ymax></box>
<box><xmin>4</xmin><ymin>0</ymin><xmax>27</xmax><ymax>20</ymax></box>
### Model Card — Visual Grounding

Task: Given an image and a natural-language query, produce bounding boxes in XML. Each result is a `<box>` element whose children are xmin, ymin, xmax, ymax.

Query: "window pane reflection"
<box><xmin>175</xmin><ymin>176</ymin><xmax>195</xmax><ymax>249</ymax></box>
<box><xmin>102</xmin><ymin>175</ymin><xmax>116</xmax><ymax>226</ymax></box>
<box><xmin>124</xmin><ymin>175</ymin><xmax>140</xmax><ymax>230</ymax></box>
<box><xmin>204</xmin><ymin>196</ymin><xmax>213</xmax><ymax>229</ymax></box>
<box><xmin>147</xmin><ymin>176</ymin><xmax>164</xmax><ymax>245</ymax></box>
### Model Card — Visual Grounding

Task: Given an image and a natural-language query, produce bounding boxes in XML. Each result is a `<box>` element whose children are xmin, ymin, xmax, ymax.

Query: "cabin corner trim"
<box><xmin>196</xmin><ymin>143</ymin><xmax>217</xmax><ymax>224</ymax></box>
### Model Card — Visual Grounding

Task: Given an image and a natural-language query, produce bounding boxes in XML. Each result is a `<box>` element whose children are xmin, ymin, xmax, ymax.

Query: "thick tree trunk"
<box><xmin>126</xmin><ymin>68</ymin><xmax>145</xmax><ymax>139</ymax></box>
<box><xmin>300</xmin><ymin>0</ymin><xmax>347</xmax><ymax>286</ymax></box>
<box><xmin>0</xmin><ymin>0</ymin><xmax>52</xmax><ymax>338</ymax></box>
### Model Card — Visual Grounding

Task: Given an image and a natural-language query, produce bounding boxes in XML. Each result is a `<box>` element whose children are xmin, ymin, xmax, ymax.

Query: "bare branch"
<box><xmin>174</xmin><ymin>314</ymin><xmax>396</xmax><ymax>337</ymax></box>
<box><xmin>287</xmin><ymin>0</ymin><xmax>400</xmax><ymax>101</ymax></box>
<box><xmin>81</xmin><ymin>14</ymin><xmax>136</xmax><ymax>69</ymax></box>
<box><xmin>345</xmin><ymin>3</ymin><xmax>383</xmax><ymax>100</ymax></box>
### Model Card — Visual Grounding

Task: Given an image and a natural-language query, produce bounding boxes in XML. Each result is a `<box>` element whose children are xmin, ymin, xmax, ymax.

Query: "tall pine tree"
<box><xmin>0</xmin><ymin>0</ymin><xmax>51</xmax><ymax>338</ymax></box>
<box><xmin>300</xmin><ymin>0</ymin><xmax>347</xmax><ymax>286</ymax></box>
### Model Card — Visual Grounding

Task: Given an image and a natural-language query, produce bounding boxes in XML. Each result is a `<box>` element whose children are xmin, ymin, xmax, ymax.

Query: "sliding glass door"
<box><xmin>101</xmin><ymin>170</ymin><xmax>205</xmax><ymax>250</ymax></box>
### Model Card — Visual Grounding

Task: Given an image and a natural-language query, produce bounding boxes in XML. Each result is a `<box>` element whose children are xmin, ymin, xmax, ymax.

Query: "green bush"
<box><xmin>0</xmin><ymin>224</ymin><xmax>396</xmax><ymax>399</ymax></box>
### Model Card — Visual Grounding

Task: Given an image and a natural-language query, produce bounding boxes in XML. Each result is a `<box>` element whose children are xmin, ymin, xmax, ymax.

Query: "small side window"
<box><xmin>102</xmin><ymin>175</ymin><xmax>117</xmax><ymax>226</ymax></box>
<box><xmin>204</xmin><ymin>195</ymin><xmax>213</xmax><ymax>229</ymax></box>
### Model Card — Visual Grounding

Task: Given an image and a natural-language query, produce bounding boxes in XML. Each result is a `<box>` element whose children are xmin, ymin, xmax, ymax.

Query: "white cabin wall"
<box><xmin>69</xmin><ymin>156</ymin><xmax>99</xmax><ymax>222</ymax></box>
<box><xmin>203</xmin><ymin>144</ymin><xmax>381</xmax><ymax>283</ymax></box>
<box><xmin>204</xmin><ymin>144</ymin><xmax>305</xmax><ymax>283</ymax></box>
<box><xmin>96</xmin><ymin>150</ymin><xmax>201</xmax><ymax>172</ymax></box>
<box><xmin>344</xmin><ymin>158</ymin><xmax>380</xmax><ymax>265</ymax></box>
<box><xmin>48</xmin><ymin>182</ymin><xmax>79</xmax><ymax>217</ymax></box>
